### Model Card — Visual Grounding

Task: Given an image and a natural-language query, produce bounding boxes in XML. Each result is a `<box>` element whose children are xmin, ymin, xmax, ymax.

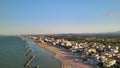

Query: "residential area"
<box><xmin>30</xmin><ymin>35</ymin><xmax>120</xmax><ymax>68</ymax></box>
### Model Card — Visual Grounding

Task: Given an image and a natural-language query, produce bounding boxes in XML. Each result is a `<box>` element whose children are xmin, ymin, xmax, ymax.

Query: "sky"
<box><xmin>0</xmin><ymin>0</ymin><xmax>120</xmax><ymax>35</ymax></box>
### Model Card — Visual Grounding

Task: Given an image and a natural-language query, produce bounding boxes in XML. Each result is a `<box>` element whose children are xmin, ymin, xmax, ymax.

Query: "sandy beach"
<box><xmin>33</xmin><ymin>39</ymin><xmax>94</xmax><ymax>68</ymax></box>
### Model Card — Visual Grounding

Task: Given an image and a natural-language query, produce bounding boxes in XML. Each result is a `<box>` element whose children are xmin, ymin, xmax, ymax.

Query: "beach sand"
<box><xmin>33</xmin><ymin>40</ymin><xmax>94</xmax><ymax>68</ymax></box>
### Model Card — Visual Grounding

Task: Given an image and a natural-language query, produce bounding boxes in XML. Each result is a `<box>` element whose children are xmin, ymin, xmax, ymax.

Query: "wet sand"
<box><xmin>33</xmin><ymin>40</ymin><xmax>94</xmax><ymax>68</ymax></box>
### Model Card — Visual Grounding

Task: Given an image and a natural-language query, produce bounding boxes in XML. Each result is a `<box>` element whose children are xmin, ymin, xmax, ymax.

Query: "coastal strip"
<box><xmin>35</xmin><ymin>40</ymin><xmax>71</xmax><ymax>68</ymax></box>
<box><xmin>32</xmin><ymin>39</ymin><xmax>94</xmax><ymax>68</ymax></box>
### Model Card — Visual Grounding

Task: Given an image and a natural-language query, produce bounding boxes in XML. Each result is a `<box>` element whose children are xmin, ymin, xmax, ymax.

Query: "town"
<box><xmin>29</xmin><ymin>34</ymin><xmax>120</xmax><ymax>68</ymax></box>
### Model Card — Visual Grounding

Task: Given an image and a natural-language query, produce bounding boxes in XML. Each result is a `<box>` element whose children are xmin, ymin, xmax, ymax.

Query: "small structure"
<box><xmin>103</xmin><ymin>59</ymin><xmax>116</xmax><ymax>67</ymax></box>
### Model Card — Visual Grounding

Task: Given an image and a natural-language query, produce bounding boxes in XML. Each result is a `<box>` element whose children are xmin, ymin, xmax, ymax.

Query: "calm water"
<box><xmin>0</xmin><ymin>36</ymin><xmax>61</xmax><ymax>68</ymax></box>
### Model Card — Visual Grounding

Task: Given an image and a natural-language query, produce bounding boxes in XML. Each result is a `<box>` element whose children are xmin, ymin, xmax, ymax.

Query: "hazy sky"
<box><xmin>0</xmin><ymin>0</ymin><xmax>120</xmax><ymax>35</ymax></box>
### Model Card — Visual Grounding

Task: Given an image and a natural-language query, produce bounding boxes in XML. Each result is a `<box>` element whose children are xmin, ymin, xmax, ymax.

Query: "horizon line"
<box><xmin>0</xmin><ymin>30</ymin><xmax>119</xmax><ymax>36</ymax></box>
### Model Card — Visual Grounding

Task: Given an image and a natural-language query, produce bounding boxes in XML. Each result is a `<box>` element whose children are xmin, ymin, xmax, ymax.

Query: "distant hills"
<box><xmin>46</xmin><ymin>31</ymin><xmax>120</xmax><ymax>37</ymax></box>
<box><xmin>33</xmin><ymin>31</ymin><xmax>120</xmax><ymax>38</ymax></box>
<box><xmin>107</xmin><ymin>31</ymin><xmax>120</xmax><ymax>35</ymax></box>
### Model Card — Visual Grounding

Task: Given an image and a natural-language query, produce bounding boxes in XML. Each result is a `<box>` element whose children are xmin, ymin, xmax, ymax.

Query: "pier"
<box><xmin>24</xmin><ymin>55</ymin><xmax>35</xmax><ymax>68</ymax></box>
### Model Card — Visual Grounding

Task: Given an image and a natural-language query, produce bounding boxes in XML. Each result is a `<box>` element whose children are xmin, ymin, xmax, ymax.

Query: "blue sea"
<box><xmin>0</xmin><ymin>36</ymin><xmax>61</xmax><ymax>68</ymax></box>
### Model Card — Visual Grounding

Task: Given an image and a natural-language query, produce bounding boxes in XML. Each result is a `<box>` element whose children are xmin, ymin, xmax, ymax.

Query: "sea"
<box><xmin>0</xmin><ymin>36</ymin><xmax>61</xmax><ymax>68</ymax></box>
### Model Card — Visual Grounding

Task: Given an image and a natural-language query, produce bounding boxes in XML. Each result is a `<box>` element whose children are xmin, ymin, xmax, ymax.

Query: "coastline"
<box><xmin>34</xmin><ymin>40</ymin><xmax>71</xmax><ymax>68</ymax></box>
<box><xmin>32</xmin><ymin>39</ymin><xmax>94</xmax><ymax>68</ymax></box>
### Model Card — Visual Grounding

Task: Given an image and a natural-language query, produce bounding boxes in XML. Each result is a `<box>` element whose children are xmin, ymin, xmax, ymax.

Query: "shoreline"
<box><xmin>32</xmin><ymin>39</ymin><xmax>94</xmax><ymax>68</ymax></box>
<box><xmin>34</xmin><ymin>40</ymin><xmax>71</xmax><ymax>68</ymax></box>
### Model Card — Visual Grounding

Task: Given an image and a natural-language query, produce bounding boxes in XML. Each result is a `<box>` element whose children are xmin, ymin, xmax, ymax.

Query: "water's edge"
<box><xmin>22</xmin><ymin>36</ymin><xmax>61</xmax><ymax>68</ymax></box>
